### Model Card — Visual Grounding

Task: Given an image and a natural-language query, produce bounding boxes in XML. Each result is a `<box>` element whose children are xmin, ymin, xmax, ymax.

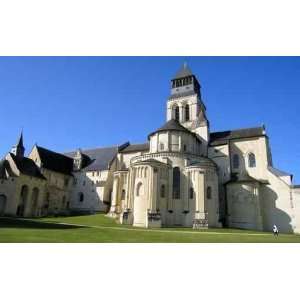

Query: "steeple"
<box><xmin>166</xmin><ymin>63</ymin><xmax>210</xmax><ymax>154</ymax></box>
<box><xmin>11</xmin><ymin>131</ymin><xmax>25</xmax><ymax>158</ymax></box>
<box><xmin>170</xmin><ymin>62</ymin><xmax>201</xmax><ymax>99</ymax></box>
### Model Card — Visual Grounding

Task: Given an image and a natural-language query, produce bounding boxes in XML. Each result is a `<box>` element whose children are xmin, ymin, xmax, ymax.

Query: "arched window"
<box><xmin>17</xmin><ymin>185</ymin><xmax>29</xmax><ymax>217</ymax></box>
<box><xmin>174</xmin><ymin>106</ymin><xmax>180</xmax><ymax>121</ymax></box>
<box><xmin>79</xmin><ymin>192</ymin><xmax>84</xmax><ymax>202</ymax></box>
<box><xmin>233</xmin><ymin>154</ymin><xmax>240</xmax><ymax>169</ymax></box>
<box><xmin>185</xmin><ymin>105</ymin><xmax>190</xmax><ymax>121</ymax></box>
<box><xmin>121</xmin><ymin>189</ymin><xmax>126</xmax><ymax>200</ymax></box>
<box><xmin>248</xmin><ymin>153</ymin><xmax>256</xmax><ymax>168</ymax></box>
<box><xmin>160</xmin><ymin>185</ymin><xmax>166</xmax><ymax>198</ymax></box>
<box><xmin>189</xmin><ymin>187</ymin><xmax>194</xmax><ymax>199</ymax></box>
<box><xmin>136</xmin><ymin>182</ymin><xmax>143</xmax><ymax>196</ymax></box>
<box><xmin>173</xmin><ymin>167</ymin><xmax>180</xmax><ymax>199</ymax></box>
<box><xmin>207</xmin><ymin>187</ymin><xmax>212</xmax><ymax>199</ymax></box>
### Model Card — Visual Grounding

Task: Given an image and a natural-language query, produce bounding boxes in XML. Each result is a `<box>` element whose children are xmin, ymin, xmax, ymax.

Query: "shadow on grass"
<box><xmin>0</xmin><ymin>217</ymin><xmax>82</xmax><ymax>230</ymax></box>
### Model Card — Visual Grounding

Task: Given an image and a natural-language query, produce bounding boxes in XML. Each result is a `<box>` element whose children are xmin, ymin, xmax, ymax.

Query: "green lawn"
<box><xmin>0</xmin><ymin>214</ymin><xmax>299</xmax><ymax>243</ymax></box>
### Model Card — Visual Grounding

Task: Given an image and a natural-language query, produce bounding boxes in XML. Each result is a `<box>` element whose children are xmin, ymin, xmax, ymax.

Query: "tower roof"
<box><xmin>174</xmin><ymin>62</ymin><xmax>193</xmax><ymax>79</ymax></box>
<box><xmin>16</xmin><ymin>131</ymin><xmax>24</xmax><ymax>148</ymax></box>
<box><xmin>148</xmin><ymin>119</ymin><xmax>200</xmax><ymax>141</ymax></box>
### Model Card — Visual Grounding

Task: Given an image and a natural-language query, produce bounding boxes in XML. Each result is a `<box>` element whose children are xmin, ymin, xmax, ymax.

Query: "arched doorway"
<box><xmin>133</xmin><ymin>182</ymin><xmax>147</xmax><ymax>227</ymax></box>
<box><xmin>17</xmin><ymin>185</ymin><xmax>29</xmax><ymax>217</ymax></box>
<box><xmin>31</xmin><ymin>188</ymin><xmax>39</xmax><ymax>217</ymax></box>
<box><xmin>0</xmin><ymin>194</ymin><xmax>7</xmax><ymax>216</ymax></box>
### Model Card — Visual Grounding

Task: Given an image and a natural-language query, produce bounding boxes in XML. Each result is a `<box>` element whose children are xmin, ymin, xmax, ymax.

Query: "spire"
<box><xmin>11</xmin><ymin>130</ymin><xmax>25</xmax><ymax>158</ymax></box>
<box><xmin>174</xmin><ymin>62</ymin><xmax>193</xmax><ymax>79</ymax></box>
<box><xmin>16</xmin><ymin>130</ymin><xmax>24</xmax><ymax>148</ymax></box>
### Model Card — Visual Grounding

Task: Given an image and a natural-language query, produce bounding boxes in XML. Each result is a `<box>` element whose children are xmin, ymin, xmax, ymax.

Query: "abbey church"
<box><xmin>1</xmin><ymin>64</ymin><xmax>300</xmax><ymax>233</ymax></box>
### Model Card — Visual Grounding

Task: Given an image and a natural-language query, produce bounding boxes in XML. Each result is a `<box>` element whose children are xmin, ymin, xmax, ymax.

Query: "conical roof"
<box><xmin>174</xmin><ymin>62</ymin><xmax>193</xmax><ymax>79</ymax></box>
<box><xmin>16</xmin><ymin>131</ymin><xmax>24</xmax><ymax>148</ymax></box>
<box><xmin>148</xmin><ymin>119</ymin><xmax>193</xmax><ymax>139</ymax></box>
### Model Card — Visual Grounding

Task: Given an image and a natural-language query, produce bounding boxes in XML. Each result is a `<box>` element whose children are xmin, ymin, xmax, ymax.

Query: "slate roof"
<box><xmin>210</xmin><ymin>127</ymin><xmax>265</xmax><ymax>146</ymax></box>
<box><xmin>133</xmin><ymin>158</ymin><xmax>166</xmax><ymax>165</ymax></box>
<box><xmin>268</xmin><ymin>166</ymin><xmax>291</xmax><ymax>178</ymax></box>
<box><xmin>225</xmin><ymin>173</ymin><xmax>269</xmax><ymax>185</ymax></box>
<box><xmin>16</xmin><ymin>131</ymin><xmax>24</xmax><ymax>148</ymax></box>
<box><xmin>10</xmin><ymin>154</ymin><xmax>46</xmax><ymax>180</ymax></box>
<box><xmin>36</xmin><ymin>146</ymin><xmax>74</xmax><ymax>176</ymax></box>
<box><xmin>174</xmin><ymin>63</ymin><xmax>193</xmax><ymax>79</ymax></box>
<box><xmin>65</xmin><ymin>146</ymin><xmax>119</xmax><ymax>172</ymax></box>
<box><xmin>148</xmin><ymin>119</ymin><xmax>195</xmax><ymax>139</ymax></box>
<box><xmin>120</xmin><ymin>143</ymin><xmax>150</xmax><ymax>153</ymax></box>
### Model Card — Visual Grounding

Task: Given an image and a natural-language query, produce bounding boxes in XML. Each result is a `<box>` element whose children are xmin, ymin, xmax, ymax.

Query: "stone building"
<box><xmin>0</xmin><ymin>63</ymin><xmax>300</xmax><ymax>233</ymax></box>
<box><xmin>107</xmin><ymin>63</ymin><xmax>300</xmax><ymax>232</ymax></box>
<box><xmin>65</xmin><ymin>145</ymin><xmax>127</xmax><ymax>214</ymax></box>
<box><xmin>28</xmin><ymin>145</ymin><xmax>74</xmax><ymax>216</ymax></box>
<box><xmin>0</xmin><ymin>133</ymin><xmax>47</xmax><ymax>217</ymax></box>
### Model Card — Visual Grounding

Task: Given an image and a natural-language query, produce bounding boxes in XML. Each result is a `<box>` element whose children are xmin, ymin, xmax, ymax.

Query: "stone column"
<box><xmin>178</xmin><ymin>134</ymin><xmax>182</xmax><ymax>152</ymax></box>
<box><xmin>148</xmin><ymin>167</ymin><xmax>154</xmax><ymax>211</ymax></box>
<box><xmin>24</xmin><ymin>188</ymin><xmax>33</xmax><ymax>217</ymax></box>
<box><xmin>167</xmin><ymin>168</ymin><xmax>173</xmax><ymax>211</ymax></box>
<box><xmin>184</xmin><ymin>171</ymin><xmax>190</xmax><ymax>212</ymax></box>
<box><xmin>110</xmin><ymin>175</ymin><xmax>119</xmax><ymax>214</ymax></box>
<box><xmin>197</xmin><ymin>172</ymin><xmax>206</xmax><ymax>219</ymax></box>
<box><xmin>194</xmin><ymin>171</ymin><xmax>208</xmax><ymax>228</ymax></box>
<box><xmin>129</xmin><ymin>168</ymin><xmax>136</xmax><ymax>209</ymax></box>
<box><xmin>117</xmin><ymin>174</ymin><xmax>123</xmax><ymax>213</ymax></box>
<box><xmin>254</xmin><ymin>184</ymin><xmax>263</xmax><ymax>231</ymax></box>
<box><xmin>166</xmin><ymin>132</ymin><xmax>170</xmax><ymax>152</ymax></box>
<box><xmin>147</xmin><ymin>166</ymin><xmax>161</xmax><ymax>228</ymax></box>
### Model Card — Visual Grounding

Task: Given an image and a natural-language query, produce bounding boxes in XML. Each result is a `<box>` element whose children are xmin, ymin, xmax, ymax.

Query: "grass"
<box><xmin>0</xmin><ymin>213</ymin><xmax>300</xmax><ymax>243</ymax></box>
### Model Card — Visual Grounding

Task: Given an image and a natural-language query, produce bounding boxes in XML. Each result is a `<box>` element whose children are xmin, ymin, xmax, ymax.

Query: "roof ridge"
<box><xmin>129</xmin><ymin>142</ymin><xmax>149</xmax><ymax>146</ymax></box>
<box><xmin>211</xmin><ymin>125</ymin><xmax>264</xmax><ymax>135</ymax></box>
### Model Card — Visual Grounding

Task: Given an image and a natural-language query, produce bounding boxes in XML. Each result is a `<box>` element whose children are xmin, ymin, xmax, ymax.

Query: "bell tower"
<box><xmin>166</xmin><ymin>63</ymin><xmax>210</xmax><ymax>152</ymax></box>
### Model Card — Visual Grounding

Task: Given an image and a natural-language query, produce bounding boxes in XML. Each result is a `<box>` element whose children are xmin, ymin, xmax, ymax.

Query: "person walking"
<box><xmin>273</xmin><ymin>224</ymin><xmax>279</xmax><ymax>236</ymax></box>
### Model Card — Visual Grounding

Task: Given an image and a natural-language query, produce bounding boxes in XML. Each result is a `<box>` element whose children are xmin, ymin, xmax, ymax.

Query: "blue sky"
<box><xmin>0</xmin><ymin>57</ymin><xmax>299</xmax><ymax>183</ymax></box>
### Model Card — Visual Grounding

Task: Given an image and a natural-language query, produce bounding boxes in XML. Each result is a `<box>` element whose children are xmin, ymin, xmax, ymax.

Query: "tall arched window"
<box><xmin>173</xmin><ymin>167</ymin><xmax>180</xmax><ymax>199</ymax></box>
<box><xmin>233</xmin><ymin>154</ymin><xmax>240</xmax><ymax>169</ymax></box>
<box><xmin>174</xmin><ymin>106</ymin><xmax>180</xmax><ymax>121</ymax></box>
<box><xmin>136</xmin><ymin>182</ymin><xmax>143</xmax><ymax>196</ymax></box>
<box><xmin>121</xmin><ymin>189</ymin><xmax>126</xmax><ymax>200</ymax></box>
<box><xmin>79</xmin><ymin>192</ymin><xmax>84</xmax><ymax>202</ymax></box>
<box><xmin>207</xmin><ymin>186</ymin><xmax>212</xmax><ymax>199</ymax></box>
<box><xmin>189</xmin><ymin>187</ymin><xmax>194</xmax><ymax>199</ymax></box>
<box><xmin>17</xmin><ymin>185</ymin><xmax>29</xmax><ymax>217</ymax></box>
<box><xmin>248</xmin><ymin>153</ymin><xmax>256</xmax><ymax>168</ymax></box>
<box><xmin>160</xmin><ymin>185</ymin><xmax>166</xmax><ymax>198</ymax></box>
<box><xmin>185</xmin><ymin>105</ymin><xmax>190</xmax><ymax>121</ymax></box>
